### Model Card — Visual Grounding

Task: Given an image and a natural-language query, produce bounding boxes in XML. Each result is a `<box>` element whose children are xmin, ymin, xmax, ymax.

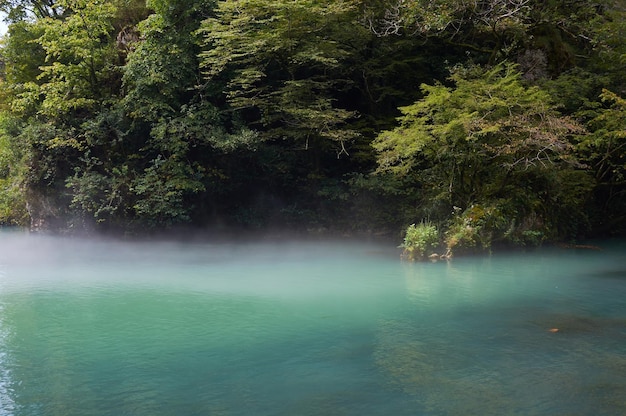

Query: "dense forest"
<box><xmin>0</xmin><ymin>0</ymin><xmax>624</xmax><ymax>253</ymax></box>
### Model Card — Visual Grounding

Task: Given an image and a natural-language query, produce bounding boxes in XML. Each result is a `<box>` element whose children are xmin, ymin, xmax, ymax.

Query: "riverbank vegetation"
<box><xmin>0</xmin><ymin>0</ymin><xmax>624</xmax><ymax>253</ymax></box>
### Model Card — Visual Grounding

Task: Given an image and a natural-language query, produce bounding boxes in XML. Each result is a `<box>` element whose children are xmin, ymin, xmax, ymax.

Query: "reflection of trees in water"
<box><xmin>400</xmin><ymin>259</ymin><xmax>526</xmax><ymax>309</ymax></box>
<box><xmin>374</xmin><ymin>316</ymin><xmax>626</xmax><ymax>415</ymax></box>
<box><xmin>401</xmin><ymin>261</ymin><xmax>477</xmax><ymax>307</ymax></box>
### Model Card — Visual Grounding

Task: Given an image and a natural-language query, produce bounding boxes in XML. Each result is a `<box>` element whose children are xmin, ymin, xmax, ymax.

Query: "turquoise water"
<box><xmin>0</xmin><ymin>233</ymin><xmax>625</xmax><ymax>415</ymax></box>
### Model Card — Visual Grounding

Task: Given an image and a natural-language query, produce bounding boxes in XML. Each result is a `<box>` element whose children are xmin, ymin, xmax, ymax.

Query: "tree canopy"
<box><xmin>0</xmin><ymin>0</ymin><xmax>624</xmax><ymax>248</ymax></box>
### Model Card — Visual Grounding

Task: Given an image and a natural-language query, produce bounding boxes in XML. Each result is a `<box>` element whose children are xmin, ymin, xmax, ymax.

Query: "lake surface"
<box><xmin>0</xmin><ymin>233</ymin><xmax>625</xmax><ymax>415</ymax></box>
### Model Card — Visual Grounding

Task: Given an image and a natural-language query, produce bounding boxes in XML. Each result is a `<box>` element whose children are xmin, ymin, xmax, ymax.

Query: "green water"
<box><xmin>0</xmin><ymin>233</ymin><xmax>625</xmax><ymax>415</ymax></box>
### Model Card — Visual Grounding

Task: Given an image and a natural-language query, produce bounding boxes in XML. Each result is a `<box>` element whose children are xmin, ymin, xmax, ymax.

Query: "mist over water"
<box><xmin>0</xmin><ymin>233</ymin><xmax>625</xmax><ymax>415</ymax></box>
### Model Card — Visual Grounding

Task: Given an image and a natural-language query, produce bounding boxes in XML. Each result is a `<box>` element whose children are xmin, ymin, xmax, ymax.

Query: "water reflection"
<box><xmin>379</xmin><ymin>250</ymin><xmax>626</xmax><ymax>415</ymax></box>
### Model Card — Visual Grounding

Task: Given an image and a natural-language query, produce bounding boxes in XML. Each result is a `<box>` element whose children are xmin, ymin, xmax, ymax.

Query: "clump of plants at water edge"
<box><xmin>444</xmin><ymin>203</ymin><xmax>551</xmax><ymax>255</ymax></box>
<box><xmin>400</xmin><ymin>222</ymin><xmax>440</xmax><ymax>261</ymax></box>
<box><xmin>444</xmin><ymin>204</ymin><xmax>507</xmax><ymax>254</ymax></box>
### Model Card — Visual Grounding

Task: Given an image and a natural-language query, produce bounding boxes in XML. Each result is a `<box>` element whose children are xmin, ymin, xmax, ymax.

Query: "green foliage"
<box><xmin>445</xmin><ymin>204</ymin><xmax>507</xmax><ymax>253</ymax></box>
<box><xmin>374</xmin><ymin>63</ymin><xmax>582</xmax><ymax>198</ymax></box>
<box><xmin>374</xmin><ymin>63</ymin><xmax>580</xmax><ymax>178</ymax></box>
<box><xmin>0</xmin><ymin>0</ymin><xmax>61</xmax><ymax>20</ymax></box>
<box><xmin>364</xmin><ymin>0</ymin><xmax>530</xmax><ymax>38</ymax></box>
<box><xmin>198</xmin><ymin>0</ymin><xmax>362</xmax><ymax>153</ymax></box>
<box><xmin>0</xmin><ymin>21</ymin><xmax>46</xmax><ymax>87</ymax></box>
<box><xmin>0</xmin><ymin>112</ymin><xmax>29</xmax><ymax>225</ymax></box>
<box><xmin>400</xmin><ymin>222</ymin><xmax>439</xmax><ymax>261</ymax></box>
<box><xmin>33</xmin><ymin>0</ymin><xmax>120</xmax><ymax>118</ymax></box>
<box><xmin>583</xmin><ymin>90</ymin><xmax>626</xmax><ymax>182</ymax></box>
<box><xmin>365</xmin><ymin>0</ymin><xmax>622</xmax><ymax>78</ymax></box>
<box><xmin>0</xmin><ymin>0</ymin><xmax>623</xmax><ymax>240</ymax></box>
<box><xmin>65</xmin><ymin>165</ymin><xmax>130</xmax><ymax>225</ymax></box>
<box><xmin>131</xmin><ymin>156</ymin><xmax>202</xmax><ymax>227</ymax></box>
<box><xmin>575</xmin><ymin>89</ymin><xmax>626</xmax><ymax>234</ymax></box>
<box><xmin>122</xmin><ymin>6</ymin><xmax>201</xmax><ymax>121</ymax></box>
<box><xmin>374</xmin><ymin>63</ymin><xmax>589</xmax><ymax>251</ymax></box>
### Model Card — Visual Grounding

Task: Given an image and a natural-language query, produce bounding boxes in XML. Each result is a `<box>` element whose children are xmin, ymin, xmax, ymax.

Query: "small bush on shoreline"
<box><xmin>400</xmin><ymin>222</ymin><xmax>439</xmax><ymax>261</ymax></box>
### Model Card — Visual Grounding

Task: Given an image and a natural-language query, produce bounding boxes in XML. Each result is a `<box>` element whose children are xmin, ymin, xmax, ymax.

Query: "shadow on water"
<box><xmin>528</xmin><ymin>311</ymin><xmax>626</xmax><ymax>335</ymax></box>
<box><xmin>589</xmin><ymin>269</ymin><xmax>626</xmax><ymax>280</ymax></box>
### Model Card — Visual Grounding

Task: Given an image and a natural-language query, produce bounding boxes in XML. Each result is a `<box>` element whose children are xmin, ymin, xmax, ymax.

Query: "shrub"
<box><xmin>444</xmin><ymin>204</ymin><xmax>507</xmax><ymax>255</ymax></box>
<box><xmin>400</xmin><ymin>222</ymin><xmax>439</xmax><ymax>260</ymax></box>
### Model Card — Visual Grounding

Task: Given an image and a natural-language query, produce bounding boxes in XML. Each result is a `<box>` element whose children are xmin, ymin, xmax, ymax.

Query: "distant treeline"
<box><xmin>0</xmin><ymin>0</ymin><xmax>624</xmax><ymax>249</ymax></box>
